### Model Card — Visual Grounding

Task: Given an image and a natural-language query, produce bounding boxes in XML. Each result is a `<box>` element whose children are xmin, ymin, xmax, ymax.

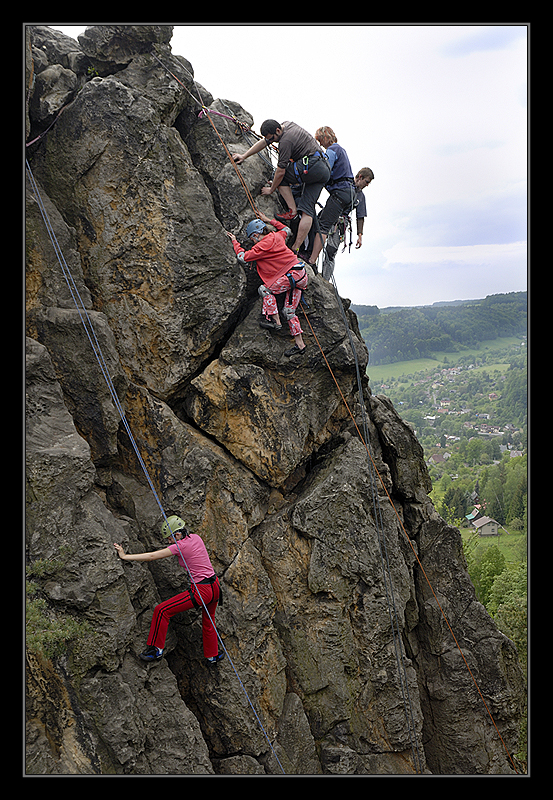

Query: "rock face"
<box><xmin>25</xmin><ymin>25</ymin><xmax>525</xmax><ymax>775</ymax></box>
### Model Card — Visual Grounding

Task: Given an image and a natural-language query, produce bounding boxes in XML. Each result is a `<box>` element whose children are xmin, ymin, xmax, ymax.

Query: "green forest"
<box><xmin>352</xmin><ymin>292</ymin><xmax>527</xmax><ymax>366</ymax></box>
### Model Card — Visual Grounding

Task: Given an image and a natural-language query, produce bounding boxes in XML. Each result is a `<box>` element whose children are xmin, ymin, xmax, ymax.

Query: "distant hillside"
<box><xmin>352</xmin><ymin>292</ymin><xmax>527</xmax><ymax>366</ymax></box>
<box><xmin>352</xmin><ymin>297</ymin><xmax>487</xmax><ymax>316</ymax></box>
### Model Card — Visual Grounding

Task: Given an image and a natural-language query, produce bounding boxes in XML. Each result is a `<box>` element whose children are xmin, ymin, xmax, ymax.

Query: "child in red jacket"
<box><xmin>226</xmin><ymin>212</ymin><xmax>308</xmax><ymax>357</ymax></box>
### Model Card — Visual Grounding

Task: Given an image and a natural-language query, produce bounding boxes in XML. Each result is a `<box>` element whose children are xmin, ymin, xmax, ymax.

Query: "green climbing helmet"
<box><xmin>161</xmin><ymin>515</ymin><xmax>186</xmax><ymax>538</ymax></box>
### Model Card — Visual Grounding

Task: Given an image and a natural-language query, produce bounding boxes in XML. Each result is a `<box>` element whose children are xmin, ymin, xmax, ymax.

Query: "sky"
<box><xmin>47</xmin><ymin>24</ymin><xmax>528</xmax><ymax>308</ymax></box>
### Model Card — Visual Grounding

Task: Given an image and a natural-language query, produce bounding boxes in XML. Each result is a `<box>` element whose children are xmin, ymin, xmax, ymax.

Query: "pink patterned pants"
<box><xmin>262</xmin><ymin>268</ymin><xmax>308</xmax><ymax>336</ymax></box>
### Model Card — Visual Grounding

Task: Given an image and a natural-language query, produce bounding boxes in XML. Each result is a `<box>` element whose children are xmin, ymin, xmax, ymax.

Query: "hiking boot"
<box><xmin>284</xmin><ymin>344</ymin><xmax>307</xmax><ymax>358</ymax></box>
<box><xmin>139</xmin><ymin>645</ymin><xmax>163</xmax><ymax>662</ymax></box>
<box><xmin>207</xmin><ymin>653</ymin><xmax>225</xmax><ymax>665</ymax></box>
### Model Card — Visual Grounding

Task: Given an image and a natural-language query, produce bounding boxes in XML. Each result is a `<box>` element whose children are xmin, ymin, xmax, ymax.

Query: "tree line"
<box><xmin>352</xmin><ymin>292</ymin><xmax>527</xmax><ymax>365</ymax></box>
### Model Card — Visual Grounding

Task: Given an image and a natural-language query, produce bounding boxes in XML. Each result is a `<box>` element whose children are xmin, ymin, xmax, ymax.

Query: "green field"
<box><xmin>366</xmin><ymin>336</ymin><xmax>524</xmax><ymax>384</ymax></box>
<box><xmin>460</xmin><ymin>526</ymin><xmax>526</xmax><ymax>564</ymax></box>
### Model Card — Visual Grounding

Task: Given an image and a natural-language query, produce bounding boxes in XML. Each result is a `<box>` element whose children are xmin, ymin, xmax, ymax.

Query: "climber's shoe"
<box><xmin>139</xmin><ymin>645</ymin><xmax>163</xmax><ymax>662</ymax></box>
<box><xmin>259</xmin><ymin>319</ymin><xmax>283</xmax><ymax>332</ymax></box>
<box><xmin>284</xmin><ymin>344</ymin><xmax>307</xmax><ymax>358</ymax></box>
<box><xmin>275</xmin><ymin>210</ymin><xmax>297</xmax><ymax>222</ymax></box>
<box><xmin>207</xmin><ymin>653</ymin><xmax>225</xmax><ymax>665</ymax></box>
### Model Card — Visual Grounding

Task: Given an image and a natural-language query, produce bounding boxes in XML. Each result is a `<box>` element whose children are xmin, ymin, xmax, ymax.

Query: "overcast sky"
<box><xmin>47</xmin><ymin>24</ymin><xmax>528</xmax><ymax>308</ymax></box>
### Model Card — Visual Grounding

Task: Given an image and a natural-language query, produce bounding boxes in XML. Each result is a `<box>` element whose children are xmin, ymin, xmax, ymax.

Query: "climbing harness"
<box><xmin>187</xmin><ymin>575</ymin><xmax>222</xmax><ymax>610</ymax></box>
<box><xmin>281</xmin><ymin>265</ymin><xmax>308</xmax><ymax>316</ymax></box>
<box><xmin>321</xmin><ymin>183</ymin><xmax>357</xmax><ymax>254</ymax></box>
<box><xmin>291</xmin><ymin>151</ymin><xmax>328</xmax><ymax>182</ymax></box>
<box><xmin>25</xmin><ymin>159</ymin><xmax>286</xmax><ymax>776</ymax></box>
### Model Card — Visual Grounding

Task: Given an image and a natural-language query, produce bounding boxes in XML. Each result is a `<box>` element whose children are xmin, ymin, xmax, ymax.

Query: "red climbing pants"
<box><xmin>146</xmin><ymin>578</ymin><xmax>220</xmax><ymax>658</ymax></box>
<box><xmin>262</xmin><ymin>269</ymin><xmax>308</xmax><ymax>336</ymax></box>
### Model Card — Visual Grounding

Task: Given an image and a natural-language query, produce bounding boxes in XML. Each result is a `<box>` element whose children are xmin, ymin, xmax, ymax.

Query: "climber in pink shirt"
<box><xmin>226</xmin><ymin>211</ymin><xmax>308</xmax><ymax>358</ymax></box>
<box><xmin>114</xmin><ymin>515</ymin><xmax>223</xmax><ymax>664</ymax></box>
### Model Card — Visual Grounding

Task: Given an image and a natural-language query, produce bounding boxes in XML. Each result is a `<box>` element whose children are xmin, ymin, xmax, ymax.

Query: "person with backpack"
<box><xmin>114</xmin><ymin>516</ymin><xmax>224</xmax><ymax>664</ymax></box>
<box><xmin>232</xmin><ymin>119</ymin><xmax>330</xmax><ymax>255</ymax></box>
<box><xmin>226</xmin><ymin>211</ymin><xmax>308</xmax><ymax>358</ymax></box>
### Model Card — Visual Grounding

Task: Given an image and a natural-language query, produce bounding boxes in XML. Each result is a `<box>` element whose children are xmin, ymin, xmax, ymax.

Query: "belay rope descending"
<box><xmin>298</xmin><ymin>295</ymin><xmax>423</xmax><ymax>773</ymax></box>
<box><xmin>150</xmin><ymin>51</ymin><xmax>278</xmax><ymax>218</ymax></box>
<box><xmin>330</xmin><ymin>278</ymin><xmax>423</xmax><ymax>772</ymax></box>
<box><xmin>25</xmin><ymin>160</ymin><xmax>287</xmax><ymax>776</ymax></box>
<box><xmin>299</xmin><ymin>276</ymin><xmax>520</xmax><ymax>774</ymax></box>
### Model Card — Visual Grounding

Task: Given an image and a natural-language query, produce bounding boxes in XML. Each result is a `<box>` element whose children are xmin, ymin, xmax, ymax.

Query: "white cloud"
<box><xmin>382</xmin><ymin>241</ymin><xmax>527</xmax><ymax>268</ymax></box>
<box><xmin>439</xmin><ymin>26</ymin><xmax>527</xmax><ymax>57</ymax></box>
<box><xmin>335</xmin><ymin>239</ymin><xmax>527</xmax><ymax>307</ymax></box>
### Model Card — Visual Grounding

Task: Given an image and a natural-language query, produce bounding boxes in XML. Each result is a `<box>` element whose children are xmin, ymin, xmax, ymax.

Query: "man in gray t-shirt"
<box><xmin>233</xmin><ymin>119</ymin><xmax>330</xmax><ymax>253</ymax></box>
<box><xmin>272</xmin><ymin>120</ymin><xmax>319</xmax><ymax>168</ymax></box>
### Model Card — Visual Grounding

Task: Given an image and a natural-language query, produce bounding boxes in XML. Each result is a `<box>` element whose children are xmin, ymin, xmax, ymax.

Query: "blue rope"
<box><xmin>26</xmin><ymin>159</ymin><xmax>286</xmax><ymax>775</ymax></box>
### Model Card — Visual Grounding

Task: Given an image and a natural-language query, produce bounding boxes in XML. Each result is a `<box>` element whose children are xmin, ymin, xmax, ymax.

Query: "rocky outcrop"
<box><xmin>25</xmin><ymin>25</ymin><xmax>525</xmax><ymax>775</ymax></box>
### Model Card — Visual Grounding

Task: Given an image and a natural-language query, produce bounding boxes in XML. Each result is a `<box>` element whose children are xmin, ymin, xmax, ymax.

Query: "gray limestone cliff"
<box><xmin>25</xmin><ymin>25</ymin><xmax>525</xmax><ymax>776</ymax></box>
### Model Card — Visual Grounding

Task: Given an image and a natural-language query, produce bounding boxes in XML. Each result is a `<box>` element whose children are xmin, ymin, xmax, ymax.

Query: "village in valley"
<box><xmin>417</xmin><ymin>362</ymin><xmax>525</xmax><ymax>466</ymax></box>
<box><xmin>367</xmin><ymin>336</ymin><xmax>527</xmax><ymax>539</ymax></box>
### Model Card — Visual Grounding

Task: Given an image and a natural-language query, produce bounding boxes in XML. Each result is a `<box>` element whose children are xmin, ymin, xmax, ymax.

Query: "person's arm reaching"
<box><xmin>114</xmin><ymin>543</ymin><xmax>173</xmax><ymax>562</ymax></box>
<box><xmin>356</xmin><ymin>217</ymin><xmax>365</xmax><ymax>248</ymax></box>
<box><xmin>232</xmin><ymin>137</ymin><xmax>268</xmax><ymax>164</ymax></box>
<box><xmin>261</xmin><ymin>166</ymin><xmax>286</xmax><ymax>195</ymax></box>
